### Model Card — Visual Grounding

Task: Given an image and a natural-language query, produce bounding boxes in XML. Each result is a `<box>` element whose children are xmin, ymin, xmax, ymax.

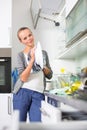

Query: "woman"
<box><xmin>13</xmin><ymin>27</ymin><xmax>53</xmax><ymax>122</ymax></box>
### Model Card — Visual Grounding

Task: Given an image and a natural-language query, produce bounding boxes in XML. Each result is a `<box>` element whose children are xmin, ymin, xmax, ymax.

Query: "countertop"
<box><xmin>19</xmin><ymin>121</ymin><xmax>87</xmax><ymax>130</ymax></box>
<box><xmin>44</xmin><ymin>91</ymin><xmax>87</xmax><ymax>113</ymax></box>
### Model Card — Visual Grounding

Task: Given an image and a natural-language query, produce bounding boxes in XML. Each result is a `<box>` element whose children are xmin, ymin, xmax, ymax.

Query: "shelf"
<box><xmin>57</xmin><ymin>33</ymin><xmax>87</xmax><ymax>60</ymax></box>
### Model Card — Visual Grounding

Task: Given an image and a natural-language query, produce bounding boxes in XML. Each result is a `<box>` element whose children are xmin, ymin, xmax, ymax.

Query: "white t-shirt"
<box><xmin>22</xmin><ymin>53</ymin><xmax>44</xmax><ymax>93</ymax></box>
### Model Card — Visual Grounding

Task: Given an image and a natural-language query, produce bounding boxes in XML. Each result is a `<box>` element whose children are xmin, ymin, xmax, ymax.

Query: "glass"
<box><xmin>0</xmin><ymin>66</ymin><xmax>5</xmax><ymax>85</ymax></box>
<box><xmin>30</xmin><ymin>0</ymin><xmax>42</xmax><ymax>29</ymax></box>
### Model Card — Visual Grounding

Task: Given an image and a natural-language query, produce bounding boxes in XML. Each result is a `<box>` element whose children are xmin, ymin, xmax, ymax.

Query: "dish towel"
<box><xmin>35</xmin><ymin>41</ymin><xmax>43</xmax><ymax>69</ymax></box>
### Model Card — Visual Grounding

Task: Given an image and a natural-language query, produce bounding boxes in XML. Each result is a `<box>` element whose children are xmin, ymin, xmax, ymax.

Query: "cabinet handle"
<box><xmin>40</xmin><ymin>108</ymin><xmax>50</xmax><ymax>117</ymax></box>
<box><xmin>0</xmin><ymin>59</ymin><xmax>8</xmax><ymax>62</ymax></box>
<box><xmin>8</xmin><ymin>96</ymin><xmax>12</xmax><ymax>115</ymax></box>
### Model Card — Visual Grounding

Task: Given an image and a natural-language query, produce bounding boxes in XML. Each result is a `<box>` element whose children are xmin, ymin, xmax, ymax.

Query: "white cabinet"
<box><xmin>0</xmin><ymin>0</ymin><xmax>12</xmax><ymax>47</ymax></box>
<box><xmin>0</xmin><ymin>93</ymin><xmax>13</xmax><ymax>129</ymax></box>
<box><xmin>58</xmin><ymin>33</ymin><xmax>87</xmax><ymax>60</ymax></box>
<box><xmin>65</xmin><ymin>0</ymin><xmax>78</xmax><ymax>17</ymax></box>
<box><xmin>58</xmin><ymin>0</ymin><xmax>87</xmax><ymax>69</ymax></box>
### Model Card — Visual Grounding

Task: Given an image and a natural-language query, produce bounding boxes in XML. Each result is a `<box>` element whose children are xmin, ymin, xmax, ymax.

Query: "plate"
<box><xmin>35</xmin><ymin>41</ymin><xmax>43</xmax><ymax>69</ymax></box>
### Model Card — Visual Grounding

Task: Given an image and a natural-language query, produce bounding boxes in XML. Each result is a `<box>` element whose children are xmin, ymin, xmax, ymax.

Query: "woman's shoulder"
<box><xmin>17</xmin><ymin>51</ymin><xmax>25</xmax><ymax>61</ymax></box>
<box><xmin>18</xmin><ymin>51</ymin><xmax>23</xmax><ymax>55</ymax></box>
<box><xmin>42</xmin><ymin>50</ymin><xmax>48</xmax><ymax>58</ymax></box>
<box><xmin>42</xmin><ymin>50</ymin><xmax>47</xmax><ymax>55</ymax></box>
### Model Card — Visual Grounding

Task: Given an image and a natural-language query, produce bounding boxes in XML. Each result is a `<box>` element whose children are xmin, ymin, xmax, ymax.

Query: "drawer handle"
<box><xmin>40</xmin><ymin>108</ymin><xmax>50</xmax><ymax>117</ymax></box>
<box><xmin>8</xmin><ymin>96</ymin><xmax>12</xmax><ymax>115</ymax></box>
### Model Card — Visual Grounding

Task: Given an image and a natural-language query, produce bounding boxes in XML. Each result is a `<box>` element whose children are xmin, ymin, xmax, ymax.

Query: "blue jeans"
<box><xmin>13</xmin><ymin>88</ymin><xmax>45</xmax><ymax>122</ymax></box>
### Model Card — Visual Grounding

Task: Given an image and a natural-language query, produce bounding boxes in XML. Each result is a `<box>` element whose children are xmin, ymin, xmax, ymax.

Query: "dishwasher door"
<box><xmin>40</xmin><ymin>101</ymin><xmax>61</xmax><ymax>123</ymax></box>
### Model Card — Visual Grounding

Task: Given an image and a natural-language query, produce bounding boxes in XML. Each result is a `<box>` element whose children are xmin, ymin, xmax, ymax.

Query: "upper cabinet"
<box><xmin>65</xmin><ymin>0</ymin><xmax>78</xmax><ymax>18</ymax></box>
<box><xmin>0</xmin><ymin>0</ymin><xmax>12</xmax><ymax>48</ymax></box>
<box><xmin>30</xmin><ymin>0</ymin><xmax>42</xmax><ymax>29</ymax></box>
<box><xmin>58</xmin><ymin>0</ymin><xmax>87</xmax><ymax>60</ymax></box>
<box><xmin>30</xmin><ymin>0</ymin><xmax>65</xmax><ymax>29</ymax></box>
<box><xmin>58</xmin><ymin>32</ymin><xmax>87</xmax><ymax>60</ymax></box>
<box><xmin>66</xmin><ymin>0</ymin><xmax>87</xmax><ymax>44</ymax></box>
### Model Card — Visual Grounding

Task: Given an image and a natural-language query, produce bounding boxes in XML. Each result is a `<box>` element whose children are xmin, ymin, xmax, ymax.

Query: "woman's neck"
<box><xmin>23</xmin><ymin>46</ymin><xmax>32</xmax><ymax>54</ymax></box>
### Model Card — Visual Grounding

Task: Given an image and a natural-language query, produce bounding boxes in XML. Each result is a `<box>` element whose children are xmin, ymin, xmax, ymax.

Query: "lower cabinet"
<box><xmin>0</xmin><ymin>93</ymin><xmax>13</xmax><ymax>129</ymax></box>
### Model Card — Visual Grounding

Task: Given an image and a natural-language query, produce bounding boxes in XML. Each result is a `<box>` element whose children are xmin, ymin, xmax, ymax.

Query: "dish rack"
<box><xmin>52</xmin><ymin>74</ymin><xmax>71</xmax><ymax>88</ymax></box>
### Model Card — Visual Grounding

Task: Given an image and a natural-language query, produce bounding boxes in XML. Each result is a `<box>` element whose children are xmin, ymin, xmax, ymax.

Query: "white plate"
<box><xmin>35</xmin><ymin>41</ymin><xmax>43</xmax><ymax>69</ymax></box>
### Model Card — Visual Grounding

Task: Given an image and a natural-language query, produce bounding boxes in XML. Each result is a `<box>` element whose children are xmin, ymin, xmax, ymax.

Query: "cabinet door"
<box><xmin>0</xmin><ymin>0</ymin><xmax>12</xmax><ymax>47</ymax></box>
<box><xmin>66</xmin><ymin>0</ymin><xmax>78</xmax><ymax>17</ymax></box>
<box><xmin>0</xmin><ymin>94</ymin><xmax>13</xmax><ymax>128</ymax></box>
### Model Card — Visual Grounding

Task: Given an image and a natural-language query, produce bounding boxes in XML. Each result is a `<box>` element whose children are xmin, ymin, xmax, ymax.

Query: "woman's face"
<box><xmin>18</xmin><ymin>29</ymin><xmax>34</xmax><ymax>48</ymax></box>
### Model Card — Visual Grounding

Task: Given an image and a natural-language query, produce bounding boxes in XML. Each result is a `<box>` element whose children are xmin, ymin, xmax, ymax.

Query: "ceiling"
<box><xmin>40</xmin><ymin>0</ymin><xmax>65</xmax><ymax>15</ymax></box>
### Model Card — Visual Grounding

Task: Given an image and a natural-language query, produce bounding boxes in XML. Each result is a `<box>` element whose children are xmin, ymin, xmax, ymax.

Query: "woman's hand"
<box><xmin>30</xmin><ymin>47</ymin><xmax>36</xmax><ymax>63</ymax></box>
<box><xmin>43</xmin><ymin>66</ymin><xmax>51</xmax><ymax>76</ymax></box>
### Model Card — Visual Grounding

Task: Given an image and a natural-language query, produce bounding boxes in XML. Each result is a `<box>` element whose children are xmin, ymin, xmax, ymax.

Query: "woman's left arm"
<box><xmin>42</xmin><ymin>50</ymin><xmax>53</xmax><ymax>79</ymax></box>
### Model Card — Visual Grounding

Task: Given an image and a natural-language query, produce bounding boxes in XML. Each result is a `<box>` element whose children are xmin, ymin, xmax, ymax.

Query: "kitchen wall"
<box><xmin>76</xmin><ymin>54</ymin><xmax>87</xmax><ymax>69</ymax></box>
<box><xmin>12</xmin><ymin>0</ymin><xmax>76</xmax><ymax>75</ymax></box>
<box><xmin>0</xmin><ymin>48</ymin><xmax>11</xmax><ymax>57</ymax></box>
<box><xmin>12</xmin><ymin>0</ymin><xmax>32</xmax><ymax>69</ymax></box>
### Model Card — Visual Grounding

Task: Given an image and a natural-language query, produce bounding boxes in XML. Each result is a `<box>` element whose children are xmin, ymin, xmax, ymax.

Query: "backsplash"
<box><xmin>0</xmin><ymin>48</ymin><xmax>11</xmax><ymax>57</ymax></box>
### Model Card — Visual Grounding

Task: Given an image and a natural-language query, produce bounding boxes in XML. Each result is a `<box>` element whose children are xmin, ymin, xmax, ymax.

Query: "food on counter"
<box><xmin>65</xmin><ymin>81</ymin><xmax>82</xmax><ymax>95</ymax></box>
<box><xmin>58</xmin><ymin>77</ymin><xmax>69</xmax><ymax>88</ymax></box>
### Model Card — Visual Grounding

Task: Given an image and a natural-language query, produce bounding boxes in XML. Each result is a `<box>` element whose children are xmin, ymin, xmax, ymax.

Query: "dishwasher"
<box><xmin>3</xmin><ymin>100</ymin><xmax>87</xmax><ymax>130</ymax></box>
<box><xmin>4</xmin><ymin>109</ymin><xmax>87</xmax><ymax>130</ymax></box>
<box><xmin>40</xmin><ymin>101</ymin><xmax>61</xmax><ymax>123</ymax></box>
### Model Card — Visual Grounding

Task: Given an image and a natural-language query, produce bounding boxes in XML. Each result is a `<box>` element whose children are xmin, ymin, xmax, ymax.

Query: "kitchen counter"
<box><xmin>44</xmin><ymin>91</ymin><xmax>87</xmax><ymax>113</ymax></box>
<box><xmin>19</xmin><ymin>121</ymin><xmax>87</xmax><ymax>130</ymax></box>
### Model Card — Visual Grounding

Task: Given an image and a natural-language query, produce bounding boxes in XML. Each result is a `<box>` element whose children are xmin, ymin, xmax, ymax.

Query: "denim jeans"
<box><xmin>13</xmin><ymin>88</ymin><xmax>45</xmax><ymax>122</ymax></box>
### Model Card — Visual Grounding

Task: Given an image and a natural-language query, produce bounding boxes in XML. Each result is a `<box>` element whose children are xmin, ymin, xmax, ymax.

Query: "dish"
<box><xmin>35</xmin><ymin>41</ymin><xmax>43</xmax><ymax>69</ymax></box>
